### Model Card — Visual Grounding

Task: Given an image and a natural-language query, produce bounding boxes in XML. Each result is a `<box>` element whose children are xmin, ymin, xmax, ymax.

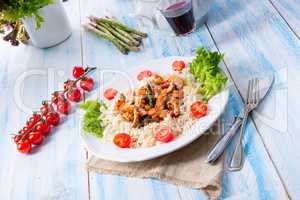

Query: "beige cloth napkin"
<box><xmin>86</xmin><ymin>123</ymin><xmax>224</xmax><ymax>199</ymax></box>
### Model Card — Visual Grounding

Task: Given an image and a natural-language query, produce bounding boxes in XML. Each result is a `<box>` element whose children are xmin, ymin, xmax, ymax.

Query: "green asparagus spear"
<box><xmin>90</xmin><ymin>21</ymin><xmax>110</xmax><ymax>35</ymax></box>
<box><xmin>112</xmin><ymin>26</ymin><xmax>141</xmax><ymax>46</ymax></box>
<box><xmin>117</xmin><ymin>39</ymin><xmax>141</xmax><ymax>52</ymax></box>
<box><xmin>130</xmin><ymin>32</ymin><xmax>144</xmax><ymax>41</ymax></box>
<box><xmin>96</xmin><ymin>21</ymin><xmax>135</xmax><ymax>46</ymax></box>
<box><xmin>90</xmin><ymin>16</ymin><xmax>141</xmax><ymax>46</ymax></box>
<box><xmin>83</xmin><ymin>24</ymin><xmax>128</xmax><ymax>55</ymax></box>
<box><xmin>90</xmin><ymin>22</ymin><xmax>141</xmax><ymax>52</ymax></box>
<box><xmin>90</xmin><ymin>15</ymin><xmax>147</xmax><ymax>38</ymax></box>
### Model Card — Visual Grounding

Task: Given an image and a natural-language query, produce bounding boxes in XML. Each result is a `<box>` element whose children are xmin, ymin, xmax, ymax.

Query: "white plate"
<box><xmin>80</xmin><ymin>57</ymin><xmax>229</xmax><ymax>162</ymax></box>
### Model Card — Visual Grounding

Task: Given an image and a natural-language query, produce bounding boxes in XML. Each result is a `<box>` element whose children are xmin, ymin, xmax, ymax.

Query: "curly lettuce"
<box><xmin>80</xmin><ymin>100</ymin><xmax>106</xmax><ymax>138</ymax></box>
<box><xmin>189</xmin><ymin>47</ymin><xmax>228</xmax><ymax>101</ymax></box>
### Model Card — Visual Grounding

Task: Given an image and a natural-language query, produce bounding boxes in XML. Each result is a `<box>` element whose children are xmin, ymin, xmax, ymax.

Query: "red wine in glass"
<box><xmin>161</xmin><ymin>1</ymin><xmax>195</xmax><ymax>36</ymax></box>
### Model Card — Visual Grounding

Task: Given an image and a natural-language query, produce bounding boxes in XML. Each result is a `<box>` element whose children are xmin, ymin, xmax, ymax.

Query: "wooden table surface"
<box><xmin>0</xmin><ymin>0</ymin><xmax>299</xmax><ymax>199</ymax></box>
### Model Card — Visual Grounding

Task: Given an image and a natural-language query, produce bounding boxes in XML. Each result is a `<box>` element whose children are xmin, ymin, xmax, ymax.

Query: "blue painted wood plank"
<box><xmin>270</xmin><ymin>0</ymin><xmax>300</xmax><ymax>38</ymax></box>
<box><xmin>0</xmin><ymin>1</ymin><xmax>89</xmax><ymax>200</ymax></box>
<box><xmin>207</xmin><ymin>0</ymin><xmax>300</xmax><ymax>198</ymax></box>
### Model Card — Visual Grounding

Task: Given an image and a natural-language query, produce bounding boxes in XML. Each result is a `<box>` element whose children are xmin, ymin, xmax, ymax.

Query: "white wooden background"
<box><xmin>0</xmin><ymin>0</ymin><xmax>299</xmax><ymax>199</ymax></box>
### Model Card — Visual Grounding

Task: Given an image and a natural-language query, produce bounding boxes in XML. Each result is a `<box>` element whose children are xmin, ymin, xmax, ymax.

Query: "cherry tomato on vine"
<box><xmin>40</xmin><ymin>102</ymin><xmax>50</xmax><ymax>115</ymax></box>
<box><xmin>17</xmin><ymin>140</ymin><xmax>32</xmax><ymax>154</ymax></box>
<box><xmin>64</xmin><ymin>80</ymin><xmax>76</xmax><ymax>90</ymax></box>
<box><xmin>57</xmin><ymin>100</ymin><xmax>71</xmax><ymax>115</ymax></box>
<box><xmin>155</xmin><ymin>127</ymin><xmax>174</xmax><ymax>143</ymax></box>
<box><xmin>28</xmin><ymin>113</ymin><xmax>41</xmax><ymax>125</ymax></box>
<box><xmin>73</xmin><ymin>66</ymin><xmax>85</xmax><ymax>79</ymax></box>
<box><xmin>14</xmin><ymin>135</ymin><xmax>22</xmax><ymax>144</ymax></box>
<box><xmin>26</xmin><ymin>121</ymin><xmax>34</xmax><ymax>130</ymax></box>
<box><xmin>66</xmin><ymin>87</ymin><xmax>81</xmax><ymax>102</ymax></box>
<box><xmin>172</xmin><ymin>60</ymin><xmax>186</xmax><ymax>72</ymax></box>
<box><xmin>191</xmin><ymin>101</ymin><xmax>208</xmax><ymax>118</ymax></box>
<box><xmin>22</xmin><ymin>126</ymin><xmax>30</xmax><ymax>133</ymax></box>
<box><xmin>36</xmin><ymin>121</ymin><xmax>51</xmax><ymax>136</ymax></box>
<box><xmin>137</xmin><ymin>70</ymin><xmax>152</xmax><ymax>81</ymax></box>
<box><xmin>79</xmin><ymin>77</ymin><xmax>94</xmax><ymax>92</ymax></box>
<box><xmin>104</xmin><ymin>88</ymin><xmax>118</xmax><ymax>100</ymax></box>
<box><xmin>113</xmin><ymin>133</ymin><xmax>131</xmax><ymax>148</ymax></box>
<box><xmin>45</xmin><ymin>112</ymin><xmax>60</xmax><ymax>126</ymax></box>
<box><xmin>28</xmin><ymin>131</ymin><xmax>44</xmax><ymax>145</ymax></box>
<box><xmin>18</xmin><ymin>129</ymin><xmax>27</xmax><ymax>136</ymax></box>
<box><xmin>51</xmin><ymin>91</ymin><xmax>60</xmax><ymax>105</ymax></box>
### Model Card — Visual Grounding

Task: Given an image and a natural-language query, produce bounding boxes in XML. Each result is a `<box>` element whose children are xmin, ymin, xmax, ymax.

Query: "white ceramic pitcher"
<box><xmin>22</xmin><ymin>0</ymin><xmax>72</xmax><ymax>48</ymax></box>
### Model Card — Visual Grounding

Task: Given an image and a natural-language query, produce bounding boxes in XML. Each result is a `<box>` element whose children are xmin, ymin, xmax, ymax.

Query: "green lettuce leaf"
<box><xmin>80</xmin><ymin>100</ymin><xmax>106</xmax><ymax>138</ymax></box>
<box><xmin>189</xmin><ymin>47</ymin><xmax>228</xmax><ymax>101</ymax></box>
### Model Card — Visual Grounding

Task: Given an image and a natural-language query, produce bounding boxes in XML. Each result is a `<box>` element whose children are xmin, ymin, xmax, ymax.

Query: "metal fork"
<box><xmin>228</xmin><ymin>78</ymin><xmax>260</xmax><ymax>171</ymax></box>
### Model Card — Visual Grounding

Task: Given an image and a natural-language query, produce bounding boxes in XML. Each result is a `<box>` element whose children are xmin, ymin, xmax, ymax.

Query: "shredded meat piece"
<box><xmin>151</xmin><ymin>74</ymin><xmax>164</xmax><ymax>85</ymax></box>
<box><xmin>114</xmin><ymin>73</ymin><xmax>186</xmax><ymax>127</ymax></box>
<box><xmin>137</xmin><ymin>87</ymin><xmax>147</xmax><ymax>96</ymax></box>
<box><xmin>155</xmin><ymin>89</ymin><xmax>168</xmax><ymax>110</ymax></box>
<box><xmin>148</xmin><ymin>108</ymin><xmax>156</xmax><ymax>116</ymax></box>
<box><xmin>167</xmin><ymin>98</ymin><xmax>179</xmax><ymax>115</ymax></box>
<box><xmin>132</xmin><ymin>107</ymin><xmax>141</xmax><ymax>128</ymax></box>
<box><xmin>114</xmin><ymin>98</ymin><xmax>126</xmax><ymax>111</ymax></box>
<box><xmin>169</xmin><ymin>75</ymin><xmax>184</xmax><ymax>89</ymax></box>
<box><xmin>121</xmin><ymin>104</ymin><xmax>134</xmax><ymax>121</ymax></box>
<box><xmin>122</xmin><ymin>111</ymin><xmax>133</xmax><ymax>121</ymax></box>
<box><xmin>138</xmin><ymin>108</ymin><xmax>148</xmax><ymax>116</ymax></box>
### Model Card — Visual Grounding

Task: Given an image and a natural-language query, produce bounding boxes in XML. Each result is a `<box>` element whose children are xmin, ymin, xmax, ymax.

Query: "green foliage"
<box><xmin>189</xmin><ymin>47</ymin><xmax>228</xmax><ymax>101</ymax></box>
<box><xmin>80</xmin><ymin>100</ymin><xmax>107</xmax><ymax>138</ymax></box>
<box><xmin>0</xmin><ymin>0</ymin><xmax>53</xmax><ymax>29</ymax></box>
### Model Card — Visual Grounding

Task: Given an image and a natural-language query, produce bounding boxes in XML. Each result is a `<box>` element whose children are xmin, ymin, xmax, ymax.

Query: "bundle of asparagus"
<box><xmin>83</xmin><ymin>16</ymin><xmax>148</xmax><ymax>55</ymax></box>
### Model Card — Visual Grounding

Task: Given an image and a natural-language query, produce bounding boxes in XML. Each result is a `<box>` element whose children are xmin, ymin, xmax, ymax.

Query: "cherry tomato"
<box><xmin>45</xmin><ymin>112</ymin><xmax>60</xmax><ymax>126</ymax></box>
<box><xmin>66</xmin><ymin>87</ymin><xmax>81</xmax><ymax>102</ymax></box>
<box><xmin>36</xmin><ymin>120</ymin><xmax>51</xmax><ymax>136</ymax></box>
<box><xmin>137</xmin><ymin>70</ymin><xmax>152</xmax><ymax>81</ymax></box>
<box><xmin>28</xmin><ymin>113</ymin><xmax>41</xmax><ymax>125</ymax></box>
<box><xmin>161</xmin><ymin>80</ymin><xmax>170</xmax><ymax>89</ymax></box>
<box><xmin>113</xmin><ymin>133</ymin><xmax>131</xmax><ymax>148</ymax></box>
<box><xmin>40</xmin><ymin>102</ymin><xmax>49</xmax><ymax>115</ymax></box>
<box><xmin>17</xmin><ymin>140</ymin><xmax>32</xmax><ymax>154</ymax></box>
<box><xmin>22</xmin><ymin>126</ymin><xmax>30</xmax><ymax>133</ymax></box>
<box><xmin>104</xmin><ymin>88</ymin><xmax>118</xmax><ymax>100</ymax></box>
<box><xmin>51</xmin><ymin>91</ymin><xmax>61</xmax><ymax>105</ymax></box>
<box><xmin>14</xmin><ymin>135</ymin><xmax>22</xmax><ymax>144</ymax></box>
<box><xmin>28</xmin><ymin>131</ymin><xmax>44</xmax><ymax>145</ymax></box>
<box><xmin>18</xmin><ymin>129</ymin><xmax>27</xmax><ymax>136</ymax></box>
<box><xmin>73</xmin><ymin>66</ymin><xmax>85</xmax><ymax>79</ymax></box>
<box><xmin>26</xmin><ymin>121</ymin><xmax>34</xmax><ymax>130</ymax></box>
<box><xmin>172</xmin><ymin>60</ymin><xmax>186</xmax><ymax>72</ymax></box>
<box><xmin>57</xmin><ymin>100</ymin><xmax>71</xmax><ymax>115</ymax></box>
<box><xmin>155</xmin><ymin>127</ymin><xmax>174</xmax><ymax>143</ymax></box>
<box><xmin>64</xmin><ymin>80</ymin><xmax>76</xmax><ymax>90</ymax></box>
<box><xmin>79</xmin><ymin>77</ymin><xmax>94</xmax><ymax>92</ymax></box>
<box><xmin>191</xmin><ymin>101</ymin><xmax>208</xmax><ymax>118</ymax></box>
